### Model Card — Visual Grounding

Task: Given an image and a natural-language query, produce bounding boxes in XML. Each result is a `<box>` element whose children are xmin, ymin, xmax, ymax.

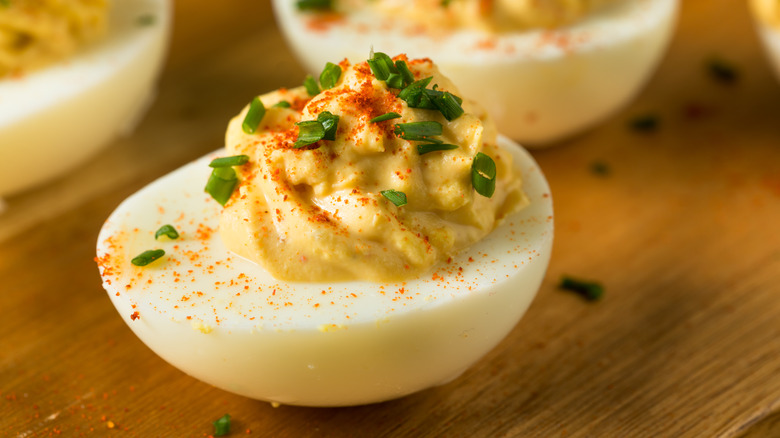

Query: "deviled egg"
<box><xmin>0</xmin><ymin>0</ymin><xmax>170</xmax><ymax>197</ymax></box>
<box><xmin>273</xmin><ymin>0</ymin><xmax>678</xmax><ymax>145</ymax></box>
<box><xmin>751</xmin><ymin>0</ymin><xmax>780</xmax><ymax>81</ymax></box>
<box><xmin>97</xmin><ymin>55</ymin><xmax>553</xmax><ymax>406</ymax></box>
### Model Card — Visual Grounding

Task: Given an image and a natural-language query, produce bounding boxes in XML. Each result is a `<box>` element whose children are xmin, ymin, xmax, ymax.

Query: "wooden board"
<box><xmin>2</xmin><ymin>0</ymin><xmax>780</xmax><ymax>436</ymax></box>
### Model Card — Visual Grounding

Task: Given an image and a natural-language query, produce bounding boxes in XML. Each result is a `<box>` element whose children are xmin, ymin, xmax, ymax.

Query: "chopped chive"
<box><xmin>317</xmin><ymin>111</ymin><xmax>340</xmax><ymax>141</ymax></box>
<box><xmin>369</xmin><ymin>112</ymin><xmax>402</xmax><ymax>123</ymax></box>
<box><xmin>629</xmin><ymin>114</ymin><xmax>659</xmax><ymax>132</ymax></box>
<box><xmin>241</xmin><ymin>97</ymin><xmax>266</xmax><ymax>134</ymax></box>
<box><xmin>154</xmin><ymin>224</ymin><xmax>179</xmax><ymax>240</ymax></box>
<box><xmin>707</xmin><ymin>57</ymin><xmax>739</xmax><ymax>84</ymax></box>
<box><xmin>209</xmin><ymin>155</ymin><xmax>249</xmax><ymax>168</ymax></box>
<box><xmin>381</xmin><ymin>189</ymin><xmax>407</xmax><ymax>207</ymax></box>
<box><xmin>393</xmin><ymin>121</ymin><xmax>442</xmax><ymax>141</ymax></box>
<box><xmin>319</xmin><ymin>62</ymin><xmax>342</xmax><ymax>89</ymax></box>
<box><xmin>131</xmin><ymin>249</ymin><xmax>165</xmax><ymax>267</ymax></box>
<box><xmin>205</xmin><ymin>166</ymin><xmax>239</xmax><ymax>206</ymax></box>
<box><xmin>398</xmin><ymin>77</ymin><xmax>434</xmax><ymax>108</ymax></box>
<box><xmin>386</xmin><ymin>73</ymin><xmax>406</xmax><ymax>89</ymax></box>
<box><xmin>294</xmin><ymin>120</ymin><xmax>325</xmax><ymax>148</ymax></box>
<box><xmin>212</xmin><ymin>414</ymin><xmax>231</xmax><ymax>437</ymax></box>
<box><xmin>367</xmin><ymin>52</ymin><xmax>397</xmax><ymax>81</ymax></box>
<box><xmin>136</xmin><ymin>14</ymin><xmax>155</xmax><ymax>26</ymax></box>
<box><xmin>471</xmin><ymin>152</ymin><xmax>496</xmax><ymax>198</ymax></box>
<box><xmin>430</xmin><ymin>91</ymin><xmax>464</xmax><ymax>121</ymax></box>
<box><xmin>303</xmin><ymin>75</ymin><xmax>320</xmax><ymax>96</ymax></box>
<box><xmin>560</xmin><ymin>276</ymin><xmax>604</xmax><ymax>301</ymax></box>
<box><xmin>272</xmin><ymin>100</ymin><xmax>291</xmax><ymax>108</ymax></box>
<box><xmin>0</xmin><ymin>0</ymin><xmax>9</xmax><ymax>7</ymax></box>
<box><xmin>296</xmin><ymin>0</ymin><xmax>332</xmax><ymax>10</ymax></box>
<box><xmin>589</xmin><ymin>161</ymin><xmax>611</xmax><ymax>177</ymax></box>
<box><xmin>417</xmin><ymin>143</ymin><xmax>458</xmax><ymax>155</ymax></box>
<box><xmin>395</xmin><ymin>60</ymin><xmax>415</xmax><ymax>86</ymax></box>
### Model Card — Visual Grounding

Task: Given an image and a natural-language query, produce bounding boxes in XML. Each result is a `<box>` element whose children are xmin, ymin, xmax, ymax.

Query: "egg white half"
<box><xmin>96</xmin><ymin>135</ymin><xmax>553</xmax><ymax>407</ymax></box>
<box><xmin>0</xmin><ymin>0</ymin><xmax>171</xmax><ymax>196</ymax></box>
<box><xmin>273</xmin><ymin>0</ymin><xmax>678</xmax><ymax>145</ymax></box>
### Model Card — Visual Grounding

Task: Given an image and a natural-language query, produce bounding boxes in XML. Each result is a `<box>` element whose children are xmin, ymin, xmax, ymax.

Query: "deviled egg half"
<box><xmin>273</xmin><ymin>0</ymin><xmax>678</xmax><ymax>146</ymax></box>
<box><xmin>97</xmin><ymin>55</ymin><xmax>553</xmax><ymax>407</ymax></box>
<box><xmin>751</xmin><ymin>0</ymin><xmax>780</xmax><ymax>81</ymax></box>
<box><xmin>0</xmin><ymin>0</ymin><xmax>170</xmax><ymax>197</ymax></box>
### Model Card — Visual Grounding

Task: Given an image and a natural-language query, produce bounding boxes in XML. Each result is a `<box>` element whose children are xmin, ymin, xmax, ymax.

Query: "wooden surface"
<box><xmin>2</xmin><ymin>0</ymin><xmax>780</xmax><ymax>436</ymax></box>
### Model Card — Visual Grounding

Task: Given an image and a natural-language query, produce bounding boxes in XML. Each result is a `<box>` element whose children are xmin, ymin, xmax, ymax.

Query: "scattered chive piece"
<box><xmin>393</xmin><ymin>121</ymin><xmax>442</xmax><ymax>141</ymax></box>
<box><xmin>398</xmin><ymin>77</ymin><xmax>434</xmax><ymax>109</ymax></box>
<box><xmin>560</xmin><ymin>276</ymin><xmax>604</xmax><ymax>301</ymax></box>
<box><xmin>294</xmin><ymin>120</ymin><xmax>326</xmax><ymax>148</ymax></box>
<box><xmin>319</xmin><ymin>62</ymin><xmax>342</xmax><ymax>89</ymax></box>
<box><xmin>370</xmin><ymin>112</ymin><xmax>402</xmax><ymax>123</ymax></box>
<box><xmin>0</xmin><ymin>0</ymin><xmax>9</xmax><ymax>7</ymax></box>
<box><xmin>241</xmin><ymin>97</ymin><xmax>266</xmax><ymax>134</ymax></box>
<box><xmin>317</xmin><ymin>111</ymin><xmax>340</xmax><ymax>140</ymax></box>
<box><xmin>295</xmin><ymin>0</ymin><xmax>332</xmax><ymax>10</ymax></box>
<box><xmin>707</xmin><ymin>57</ymin><xmax>739</xmax><ymax>84</ymax></box>
<box><xmin>471</xmin><ymin>152</ymin><xmax>496</xmax><ymax>198</ymax></box>
<box><xmin>212</xmin><ymin>414</ymin><xmax>231</xmax><ymax>437</ymax></box>
<box><xmin>417</xmin><ymin>143</ymin><xmax>458</xmax><ymax>155</ymax></box>
<box><xmin>431</xmin><ymin>90</ymin><xmax>464</xmax><ymax>121</ymax></box>
<box><xmin>589</xmin><ymin>161</ymin><xmax>611</xmax><ymax>177</ymax></box>
<box><xmin>209</xmin><ymin>155</ymin><xmax>249</xmax><ymax>168</ymax></box>
<box><xmin>386</xmin><ymin>73</ymin><xmax>406</xmax><ymax>89</ymax></box>
<box><xmin>131</xmin><ymin>249</ymin><xmax>165</xmax><ymax>267</ymax></box>
<box><xmin>303</xmin><ymin>75</ymin><xmax>320</xmax><ymax>96</ymax></box>
<box><xmin>395</xmin><ymin>60</ymin><xmax>415</xmax><ymax>85</ymax></box>
<box><xmin>381</xmin><ymin>189</ymin><xmax>407</xmax><ymax>207</ymax></box>
<box><xmin>136</xmin><ymin>14</ymin><xmax>155</xmax><ymax>26</ymax></box>
<box><xmin>367</xmin><ymin>52</ymin><xmax>397</xmax><ymax>81</ymax></box>
<box><xmin>272</xmin><ymin>100</ymin><xmax>291</xmax><ymax>108</ymax></box>
<box><xmin>629</xmin><ymin>114</ymin><xmax>659</xmax><ymax>132</ymax></box>
<box><xmin>154</xmin><ymin>225</ymin><xmax>179</xmax><ymax>240</ymax></box>
<box><xmin>205</xmin><ymin>167</ymin><xmax>239</xmax><ymax>206</ymax></box>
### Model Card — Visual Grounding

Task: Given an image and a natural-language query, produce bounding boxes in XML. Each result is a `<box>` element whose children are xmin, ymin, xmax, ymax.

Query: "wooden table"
<box><xmin>2</xmin><ymin>0</ymin><xmax>780</xmax><ymax>436</ymax></box>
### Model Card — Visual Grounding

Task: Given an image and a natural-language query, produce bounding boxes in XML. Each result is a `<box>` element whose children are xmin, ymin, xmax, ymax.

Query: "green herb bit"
<box><xmin>303</xmin><ymin>75</ymin><xmax>320</xmax><ymax>96</ymax></box>
<box><xmin>295</xmin><ymin>120</ymin><xmax>326</xmax><ymax>148</ymax></box>
<box><xmin>370</xmin><ymin>112</ymin><xmax>402</xmax><ymax>123</ymax></box>
<box><xmin>241</xmin><ymin>97</ymin><xmax>266</xmax><ymax>134</ymax></box>
<box><xmin>395</xmin><ymin>60</ymin><xmax>415</xmax><ymax>86</ymax></box>
<box><xmin>209</xmin><ymin>155</ymin><xmax>249</xmax><ymax>168</ymax></box>
<box><xmin>430</xmin><ymin>90</ymin><xmax>464</xmax><ymax>121</ymax></box>
<box><xmin>398</xmin><ymin>77</ymin><xmax>435</xmax><ymax>109</ymax></box>
<box><xmin>131</xmin><ymin>249</ymin><xmax>165</xmax><ymax>267</ymax></box>
<box><xmin>319</xmin><ymin>62</ymin><xmax>342</xmax><ymax>89</ymax></box>
<box><xmin>629</xmin><ymin>114</ymin><xmax>659</xmax><ymax>132</ymax></box>
<box><xmin>471</xmin><ymin>152</ymin><xmax>496</xmax><ymax>198</ymax></box>
<box><xmin>0</xmin><ymin>0</ymin><xmax>10</xmax><ymax>8</ymax></box>
<box><xmin>154</xmin><ymin>224</ymin><xmax>179</xmax><ymax>240</ymax></box>
<box><xmin>393</xmin><ymin>121</ymin><xmax>442</xmax><ymax>141</ymax></box>
<box><xmin>589</xmin><ymin>161</ymin><xmax>611</xmax><ymax>177</ymax></box>
<box><xmin>296</xmin><ymin>0</ymin><xmax>332</xmax><ymax>10</ymax></box>
<box><xmin>367</xmin><ymin>52</ymin><xmax>397</xmax><ymax>81</ymax></box>
<box><xmin>136</xmin><ymin>14</ymin><xmax>155</xmax><ymax>26</ymax></box>
<box><xmin>317</xmin><ymin>111</ymin><xmax>340</xmax><ymax>140</ymax></box>
<box><xmin>212</xmin><ymin>414</ymin><xmax>231</xmax><ymax>437</ymax></box>
<box><xmin>205</xmin><ymin>167</ymin><xmax>239</xmax><ymax>206</ymax></box>
<box><xmin>386</xmin><ymin>73</ymin><xmax>406</xmax><ymax>89</ymax></box>
<box><xmin>417</xmin><ymin>143</ymin><xmax>458</xmax><ymax>155</ymax></box>
<box><xmin>272</xmin><ymin>100</ymin><xmax>292</xmax><ymax>108</ymax></box>
<box><xmin>707</xmin><ymin>57</ymin><xmax>739</xmax><ymax>84</ymax></box>
<box><xmin>381</xmin><ymin>189</ymin><xmax>407</xmax><ymax>207</ymax></box>
<box><xmin>560</xmin><ymin>276</ymin><xmax>604</xmax><ymax>301</ymax></box>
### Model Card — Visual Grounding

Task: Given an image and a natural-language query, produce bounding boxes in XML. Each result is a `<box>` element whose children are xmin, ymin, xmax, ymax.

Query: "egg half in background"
<box><xmin>0</xmin><ymin>0</ymin><xmax>171</xmax><ymax>197</ymax></box>
<box><xmin>96</xmin><ymin>136</ymin><xmax>553</xmax><ymax>407</ymax></box>
<box><xmin>750</xmin><ymin>0</ymin><xmax>780</xmax><ymax>81</ymax></box>
<box><xmin>272</xmin><ymin>0</ymin><xmax>678</xmax><ymax>146</ymax></box>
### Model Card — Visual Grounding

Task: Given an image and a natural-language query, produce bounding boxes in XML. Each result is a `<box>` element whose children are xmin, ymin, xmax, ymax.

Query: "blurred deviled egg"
<box><xmin>751</xmin><ymin>0</ymin><xmax>780</xmax><ymax>81</ymax></box>
<box><xmin>0</xmin><ymin>0</ymin><xmax>170</xmax><ymax>197</ymax></box>
<box><xmin>273</xmin><ymin>0</ymin><xmax>678</xmax><ymax>146</ymax></box>
<box><xmin>97</xmin><ymin>55</ymin><xmax>553</xmax><ymax>406</ymax></box>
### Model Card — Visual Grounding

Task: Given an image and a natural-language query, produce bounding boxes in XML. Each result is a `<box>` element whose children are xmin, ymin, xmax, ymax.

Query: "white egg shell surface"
<box><xmin>273</xmin><ymin>0</ymin><xmax>678</xmax><ymax>146</ymax></box>
<box><xmin>0</xmin><ymin>0</ymin><xmax>171</xmax><ymax>197</ymax></box>
<box><xmin>96</xmin><ymin>135</ymin><xmax>553</xmax><ymax>407</ymax></box>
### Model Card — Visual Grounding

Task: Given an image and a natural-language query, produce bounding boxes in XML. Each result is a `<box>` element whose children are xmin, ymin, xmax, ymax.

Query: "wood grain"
<box><xmin>2</xmin><ymin>0</ymin><xmax>780</xmax><ymax>436</ymax></box>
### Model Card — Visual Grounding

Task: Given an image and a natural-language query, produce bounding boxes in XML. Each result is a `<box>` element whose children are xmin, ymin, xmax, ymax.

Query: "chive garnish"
<box><xmin>318</xmin><ymin>111</ymin><xmax>340</xmax><ymax>140</ymax></box>
<box><xmin>398</xmin><ymin>77</ymin><xmax>434</xmax><ymax>108</ymax></box>
<box><xmin>381</xmin><ymin>189</ymin><xmax>407</xmax><ymax>207</ymax></box>
<box><xmin>589</xmin><ymin>161</ymin><xmax>611</xmax><ymax>177</ymax></box>
<box><xmin>369</xmin><ymin>112</ymin><xmax>401</xmax><ymax>123</ymax></box>
<box><xmin>319</xmin><ymin>62</ymin><xmax>342</xmax><ymax>89</ymax></box>
<box><xmin>417</xmin><ymin>143</ymin><xmax>458</xmax><ymax>155</ymax></box>
<box><xmin>560</xmin><ymin>276</ymin><xmax>604</xmax><ymax>301</ymax></box>
<box><xmin>431</xmin><ymin>90</ymin><xmax>464</xmax><ymax>121</ymax></box>
<box><xmin>386</xmin><ymin>73</ymin><xmax>406</xmax><ymax>89</ymax></box>
<box><xmin>136</xmin><ymin>14</ymin><xmax>155</xmax><ymax>26</ymax></box>
<box><xmin>272</xmin><ymin>101</ymin><xmax>291</xmax><ymax>108</ymax></box>
<box><xmin>296</xmin><ymin>0</ymin><xmax>332</xmax><ymax>10</ymax></box>
<box><xmin>131</xmin><ymin>249</ymin><xmax>165</xmax><ymax>267</ymax></box>
<box><xmin>471</xmin><ymin>152</ymin><xmax>496</xmax><ymax>198</ymax></box>
<box><xmin>154</xmin><ymin>224</ymin><xmax>179</xmax><ymax>240</ymax></box>
<box><xmin>395</xmin><ymin>60</ymin><xmax>415</xmax><ymax>85</ymax></box>
<box><xmin>0</xmin><ymin>0</ymin><xmax>9</xmax><ymax>7</ymax></box>
<box><xmin>629</xmin><ymin>114</ymin><xmax>659</xmax><ymax>132</ymax></box>
<box><xmin>294</xmin><ymin>121</ymin><xmax>326</xmax><ymax>148</ymax></box>
<box><xmin>303</xmin><ymin>75</ymin><xmax>320</xmax><ymax>96</ymax></box>
<box><xmin>393</xmin><ymin>121</ymin><xmax>442</xmax><ymax>141</ymax></box>
<box><xmin>212</xmin><ymin>414</ymin><xmax>231</xmax><ymax>437</ymax></box>
<box><xmin>241</xmin><ymin>97</ymin><xmax>266</xmax><ymax>134</ymax></box>
<box><xmin>707</xmin><ymin>57</ymin><xmax>739</xmax><ymax>84</ymax></box>
<box><xmin>367</xmin><ymin>52</ymin><xmax>396</xmax><ymax>81</ymax></box>
<box><xmin>205</xmin><ymin>167</ymin><xmax>239</xmax><ymax>206</ymax></box>
<box><xmin>209</xmin><ymin>155</ymin><xmax>249</xmax><ymax>168</ymax></box>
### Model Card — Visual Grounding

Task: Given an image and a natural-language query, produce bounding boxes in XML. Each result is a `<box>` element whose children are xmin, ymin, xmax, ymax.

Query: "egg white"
<box><xmin>273</xmin><ymin>0</ymin><xmax>678</xmax><ymax>146</ymax></box>
<box><xmin>96</xmin><ymin>135</ymin><xmax>553</xmax><ymax>407</ymax></box>
<box><xmin>0</xmin><ymin>0</ymin><xmax>170</xmax><ymax>197</ymax></box>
